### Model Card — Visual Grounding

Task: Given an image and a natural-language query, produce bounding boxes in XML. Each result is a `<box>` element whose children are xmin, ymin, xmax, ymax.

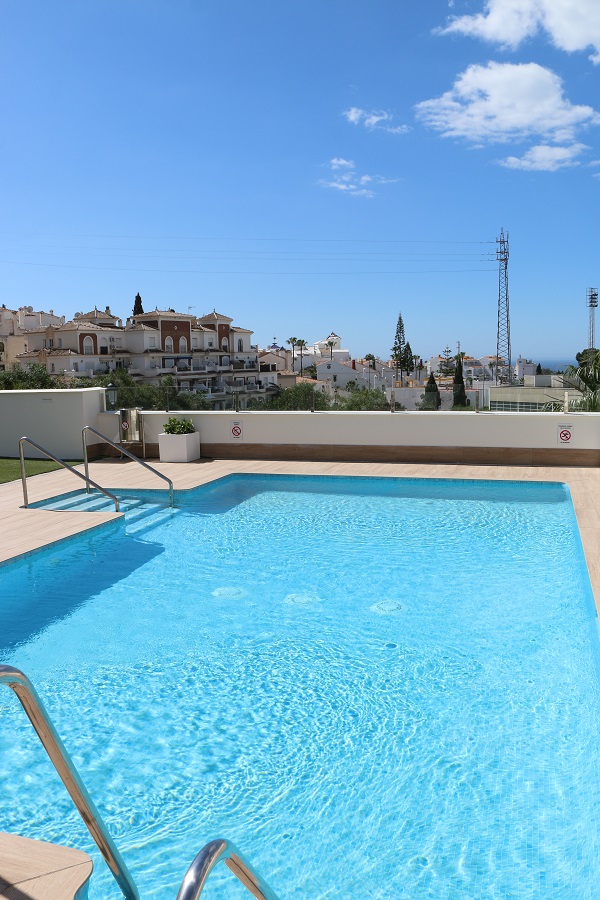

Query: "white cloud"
<box><xmin>343</xmin><ymin>107</ymin><xmax>410</xmax><ymax>134</ymax></box>
<box><xmin>500</xmin><ymin>142</ymin><xmax>588</xmax><ymax>170</ymax></box>
<box><xmin>320</xmin><ymin>159</ymin><xmax>398</xmax><ymax>197</ymax></box>
<box><xmin>330</xmin><ymin>157</ymin><xmax>354</xmax><ymax>169</ymax></box>
<box><xmin>439</xmin><ymin>0</ymin><xmax>600</xmax><ymax>64</ymax></box>
<box><xmin>415</xmin><ymin>61</ymin><xmax>599</xmax><ymax>144</ymax></box>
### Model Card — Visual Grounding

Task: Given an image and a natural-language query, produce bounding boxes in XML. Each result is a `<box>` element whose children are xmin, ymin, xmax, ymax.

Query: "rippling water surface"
<box><xmin>1</xmin><ymin>475</ymin><xmax>599</xmax><ymax>899</ymax></box>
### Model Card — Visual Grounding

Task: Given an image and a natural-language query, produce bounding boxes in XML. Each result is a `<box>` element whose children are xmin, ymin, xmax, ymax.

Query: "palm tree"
<box><xmin>564</xmin><ymin>351</ymin><xmax>600</xmax><ymax>410</ymax></box>
<box><xmin>286</xmin><ymin>337</ymin><xmax>298</xmax><ymax>371</ymax></box>
<box><xmin>326</xmin><ymin>340</ymin><xmax>335</xmax><ymax>360</ymax></box>
<box><xmin>296</xmin><ymin>339</ymin><xmax>307</xmax><ymax>373</ymax></box>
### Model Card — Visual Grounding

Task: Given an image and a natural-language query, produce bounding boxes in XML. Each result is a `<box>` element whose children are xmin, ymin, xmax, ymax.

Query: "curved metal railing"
<box><xmin>0</xmin><ymin>665</ymin><xmax>139</xmax><ymax>900</ymax></box>
<box><xmin>82</xmin><ymin>426</ymin><xmax>174</xmax><ymax>507</ymax></box>
<box><xmin>176</xmin><ymin>838</ymin><xmax>280</xmax><ymax>900</ymax></box>
<box><xmin>19</xmin><ymin>437</ymin><xmax>120</xmax><ymax>512</ymax></box>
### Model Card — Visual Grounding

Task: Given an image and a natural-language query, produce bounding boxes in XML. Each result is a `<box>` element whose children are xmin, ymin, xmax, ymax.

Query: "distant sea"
<box><xmin>537</xmin><ymin>359</ymin><xmax>573</xmax><ymax>372</ymax></box>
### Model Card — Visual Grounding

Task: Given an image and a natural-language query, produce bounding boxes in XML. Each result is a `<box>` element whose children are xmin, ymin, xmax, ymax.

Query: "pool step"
<box><xmin>41</xmin><ymin>492</ymin><xmax>144</xmax><ymax>514</ymax></box>
<box><xmin>0</xmin><ymin>831</ymin><xmax>92</xmax><ymax>900</ymax></box>
<box><xmin>125</xmin><ymin>504</ymin><xmax>176</xmax><ymax>536</ymax></box>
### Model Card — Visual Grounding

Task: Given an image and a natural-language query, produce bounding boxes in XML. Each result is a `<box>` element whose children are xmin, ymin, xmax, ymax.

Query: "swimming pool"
<box><xmin>1</xmin><ymin>474</ymin><xmax>599</xmax><ymax>899</ymax></box>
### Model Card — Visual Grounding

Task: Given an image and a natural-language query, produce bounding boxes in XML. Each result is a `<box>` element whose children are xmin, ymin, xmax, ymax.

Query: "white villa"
<box><xmin>14</xmin><ymin>306</ymin><xmax>277</xmax><ymax>408</ymax></box>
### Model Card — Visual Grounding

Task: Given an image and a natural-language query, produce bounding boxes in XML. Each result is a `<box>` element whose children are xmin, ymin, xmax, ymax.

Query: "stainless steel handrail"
<box><xmin>0</xmin><ymin>665</ymin><xmax>139</xmax><ymax>900</ymax></box>
<box><xmin>19</xmin><ymin>437</ymin><xmax>120</xmax><ymax>512</ymax></box>
<box><xmin>176</xmin><ymin>838</ymin><xmax>280</xmax><ymax>900</ymax></box>
<box><xmin>82</xmin><ymin>426</ymin><xmax>174</xmax><ymax>508</ymax></box>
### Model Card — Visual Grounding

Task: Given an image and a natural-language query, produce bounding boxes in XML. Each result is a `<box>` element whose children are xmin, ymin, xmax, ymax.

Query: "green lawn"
<box><xmin>0</xmin><ymin>458</ymin><xmax>82</xmax><ymax>484</ymax></box>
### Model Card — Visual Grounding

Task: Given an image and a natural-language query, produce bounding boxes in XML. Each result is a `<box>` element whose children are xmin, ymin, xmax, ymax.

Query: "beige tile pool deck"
<box><xmin>2</xmin><ymin>458</ymin><xmax>600</xmax><ymax>611</ymax></box>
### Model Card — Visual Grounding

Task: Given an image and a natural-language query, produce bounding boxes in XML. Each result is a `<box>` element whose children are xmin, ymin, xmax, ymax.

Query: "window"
<box><xmin>57</xmin><ymin>339</ymin><xmax>62</xmax><ymax>348</ymax></box>
<box><xmin>48</xmin><ymin>339</ymin><xmax>53</xmax><ymax>348</ymax></box>
<box><xmin>165</xmin><ymin>336</ymin><xmax>174</xmax><ymax>352</ymax></box>
<box><xmin>100</xmin><ymin>338</ymin><xmax>108</xmax><ymax>355</ymax></box>
<box><xmin>208</xmin><ymin>339</ymin><xmax>214</xmax><ymax>348</ymax></box>
<box><xmin>149</xmin><ymin>336</ymin><xmax>156</xmax><ymax>348</ymax></box>
<box><xmin>237</xmin><ymin>339</ymin><xmax>243</xmax><ymax>352</ymax></box>
<box><xmin>222</xmin><ymin>338</ymin><xmax>229</xmax><ymax>351</ymax></box>
<box><xmin>192</xmin><ymin>337</ymin><xmax>198</xmax><ymax>348</ymax></box>
<box><xmin>51</xmin><ymin>363</ymin><xmax>55</xmax><ymax>372</ymax></box>
<box><xmin>179</xmin><ymin>336</ymin><xmax>188</xmax><ymax>353</ymax></box>
<box><xmin>83</xmin><ymin>336</ymin><xmax>94</xmax><ymax>355</ymax></box>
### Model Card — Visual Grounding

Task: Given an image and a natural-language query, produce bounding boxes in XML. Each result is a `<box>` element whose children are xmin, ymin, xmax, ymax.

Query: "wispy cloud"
<box><xmin>320</xmin><ymin>159</ymin><xmax>398</xmax><ymax>197</ymax></box>
<box><xmin>415</xmin><ymin>61</ymin><xmax>598</xmax><ymax>170</ymax></box>
<box><xmin>439</xmin><ymin>0</ymin><xmax>600</xmax><ymax>64</ymax></box>
<box><xmin>329</xmin><ymin>157</ymin><xmax>355</xmax><ymax>169</ymax></box>
<box><xmin>343</xmin><ymin>107</ymin><xmax>410</xmax><ymax>135</ymax></box>
<box><xmin>500</xmin><ymin>142</ymin><xmax>589</xmax><ymax>171</ymax></box>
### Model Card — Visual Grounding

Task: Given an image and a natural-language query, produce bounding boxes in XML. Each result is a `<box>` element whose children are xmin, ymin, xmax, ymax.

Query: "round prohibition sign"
<box><xmin>559</xmin><ymin>428</ymin><xmax>571</xmax><ymax>443</ymax></box>
<box><xmin>121</xmin><ymin>421</ymin><xmax>129</xmax><ymax>431</ymax></box>
<box><xmin>231</xmin><ymin>424</ymin><xmax>242</xmax><ymax>437</ymax></box>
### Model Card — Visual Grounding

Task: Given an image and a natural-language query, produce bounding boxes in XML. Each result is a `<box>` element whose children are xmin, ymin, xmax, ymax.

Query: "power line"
<box><xmin>0</xmin><ymin>231</ymin><xmax>496</xmax><ymax>244</ymax></box>
<box><xmin>0</xmin><ymin>259</ymin><xmax>497</xmax><ymax>275</ymax></box>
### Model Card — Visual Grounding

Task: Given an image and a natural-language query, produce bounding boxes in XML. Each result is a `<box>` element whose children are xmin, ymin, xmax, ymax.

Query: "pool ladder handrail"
<box><xmin>1</xmin><ymin>666</ymin><xmax>281</xmax><ymax>900</ymax></box>
<box><xmin>175</xmin><ymin>837</ymin><xmax>281</xmax><ymax>900</ymax></box>
<box><xmin>19</xmin><ymin>436</ymin><xmax>120</xmax><ymax>513</ymax></box>
<box><xmin>82</xmin><ymin>425</ymin><xmax>174</xmax><ymax>508</ymax></box>
<box><xmin>0</xmin><ymin>665</ymin><xmax>139</xmax><ymax>900</ymax></box>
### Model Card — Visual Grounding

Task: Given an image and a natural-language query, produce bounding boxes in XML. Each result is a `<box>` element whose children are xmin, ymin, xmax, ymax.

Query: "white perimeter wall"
<box><xmin>2</xmin><ymin>391</ymin><xmax>599</xmax><ymax>457</ymax></box>
<box><xmin>0</xmin><ymin>388</ymin><xmax>106</xmax><ymax>458</ymax></box>
<box><xmin>139</xmin><ymin>409</ymin><xmax>600</xmax><ymax>450</ymax></box>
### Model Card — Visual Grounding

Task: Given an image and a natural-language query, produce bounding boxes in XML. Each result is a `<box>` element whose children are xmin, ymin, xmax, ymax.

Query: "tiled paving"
<box><xmin>2</xmin><ymin>457</ymin><xmax>600</xmax><ymax>610</ymax></box>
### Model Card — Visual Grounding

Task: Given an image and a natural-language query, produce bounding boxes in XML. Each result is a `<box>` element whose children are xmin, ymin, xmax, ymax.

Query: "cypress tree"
<box><xmin>424</xmin><ymin>372</ymin><xmax>441</xmax><ymax>409</ymax></box>
<box><xmin>402</xmin><ymin>341</ymin><xmax>414</xmax><ymax>377</ymax></box>
<box><xmin>452</xmin><ymin>357</ymin><xmax>468</xmax><ymax>407</ymax></box>
<box><xmin>391</xmin><ymin>313</ymin><xmax>406</xmax><ymax>380</ymax></box>
<box><xmin>133</xmin><ymin>292</ymin><xmax>144</xmax><ymax>316</ymax></box>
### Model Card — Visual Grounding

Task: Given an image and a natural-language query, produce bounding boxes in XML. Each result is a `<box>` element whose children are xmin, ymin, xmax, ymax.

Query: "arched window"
<box><xmin>165</xmin><ymin>336</ymin><xmax>174</xmax><ymax>352</ymax></box>
<box><xmin>221</xmin><ymin>338</ymin><xmax>229</xmax><ymax>351</ymax></box>
<box><xmin>237</xmin><ymin>338</ymin><xmax>243</xmax><ymax>352</ymax></box>
<box><xmin>83</xmin><ymin>336</ymin><xmax>94</xmax><ymax>355</ymax></box>
<box><xmin>179</xmin><ymin>336</ymin><xmax>188</xmax><ymax>353</ymax></box>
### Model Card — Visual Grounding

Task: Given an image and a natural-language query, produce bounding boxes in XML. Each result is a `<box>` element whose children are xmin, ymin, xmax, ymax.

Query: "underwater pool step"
<box><xmin>125</xmin><ymin>507</ymin><xmax>176</xmax><ymax>536</ymax></box>
<box><xmin>0</xmin><ymin>831</ymin><xmax>93</xmax><ymax>900</ymax></box>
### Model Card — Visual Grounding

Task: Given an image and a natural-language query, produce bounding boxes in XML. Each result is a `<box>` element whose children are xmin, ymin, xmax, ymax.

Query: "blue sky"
<box><xmin>1</xmin><ymin>0</ymin><xmax>598</xmax><ymax>362</ymax></box>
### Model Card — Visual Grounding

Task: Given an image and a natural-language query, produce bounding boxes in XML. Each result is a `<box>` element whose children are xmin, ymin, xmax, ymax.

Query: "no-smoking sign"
<box><xmin>231</xmin><ymin>420</ymin><xmax>243</xmax><ymax>440</ymax></box>
<box><xmin>557</xmin><ymin>423</ymin><xmax>573</xmax><ymax>445</ymax></box>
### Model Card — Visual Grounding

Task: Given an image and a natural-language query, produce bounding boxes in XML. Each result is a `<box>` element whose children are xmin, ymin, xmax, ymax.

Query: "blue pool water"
<box><xmin>1</xmin><ymin>474</ymin><xmax>600</xmax><ymax>899</ymax></box>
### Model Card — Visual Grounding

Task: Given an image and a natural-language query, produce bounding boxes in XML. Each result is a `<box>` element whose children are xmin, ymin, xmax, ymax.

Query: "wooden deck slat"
<box><xmin>0</xmin><ymin>833</ymin><xmax>92</xmax><ymax>900</ymax></box>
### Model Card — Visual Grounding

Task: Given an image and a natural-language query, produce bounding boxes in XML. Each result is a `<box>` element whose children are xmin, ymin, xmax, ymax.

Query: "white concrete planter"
<box><xmin>158</xmin><ymin>431</ymin><xmax>201</xmax><ymax>462</ymax></box>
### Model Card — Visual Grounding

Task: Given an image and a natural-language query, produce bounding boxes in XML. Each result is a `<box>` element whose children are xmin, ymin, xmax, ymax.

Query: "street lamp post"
<box><xmin>105</xmin><ymin>382</ymin><xmax>118</xmax><ymax>411</ymax></box>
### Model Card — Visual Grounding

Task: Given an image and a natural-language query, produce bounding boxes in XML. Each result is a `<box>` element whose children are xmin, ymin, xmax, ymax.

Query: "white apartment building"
<box><xmin>0</xmin><ymin>304</ymin><xmax>65</xmax><ymax>370</ymax></box>
<box><xmin>15</xmin><ymin>306</ymin><xmax>276</xmax><ymax>408</ymax></box>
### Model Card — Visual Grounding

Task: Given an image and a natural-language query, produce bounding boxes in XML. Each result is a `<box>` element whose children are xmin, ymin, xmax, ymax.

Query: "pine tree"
<box><xmin>422</xmin><ymin>372</ymin><xmax>441</xmax><ymax>409</ymax></box>
<box><xmin>133</xmin><ymin>292</ymin><xmax>144</xmax><ymax>316</ymax></box>
<box><xmin>452</xmin><ymin>357</ymin><xmax>468</xmax><ymax>407</ymax></box>
<box><xmin>536</xmin><ymin>362</ymin><xmax>542</xmax><ymax>375</ymax></box>
<box><xmin>391</xmin><ymin>313</ymin><xmax>406</xmax><ymax>379</ymax></box>
<box><xmin>439</xmin><ymin>345</ymin><xmax>455</xmax><ymax>376</ymax></box>
<box><xmin>402</xmin><ymin>341</ymin><xmax>414</xmax><ymax>377</ymax></box>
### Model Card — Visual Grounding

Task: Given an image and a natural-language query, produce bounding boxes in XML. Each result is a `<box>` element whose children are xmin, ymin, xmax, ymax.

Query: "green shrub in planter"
<box><xmin>162</xmin><ymin>416</ymin><xmax>196</xmax><ymax>435</ymax></box>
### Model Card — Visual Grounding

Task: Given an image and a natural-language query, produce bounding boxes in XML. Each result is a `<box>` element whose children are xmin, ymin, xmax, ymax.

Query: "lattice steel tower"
<box><xmin>496</xmin><ymin>228</ymin><xmax>511</xmax><ymax>384</ymax></box>
<box><xmin>587</xmin><ymin>287</ymin><xmax>598</xmax><ymax>351</ymax></box>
